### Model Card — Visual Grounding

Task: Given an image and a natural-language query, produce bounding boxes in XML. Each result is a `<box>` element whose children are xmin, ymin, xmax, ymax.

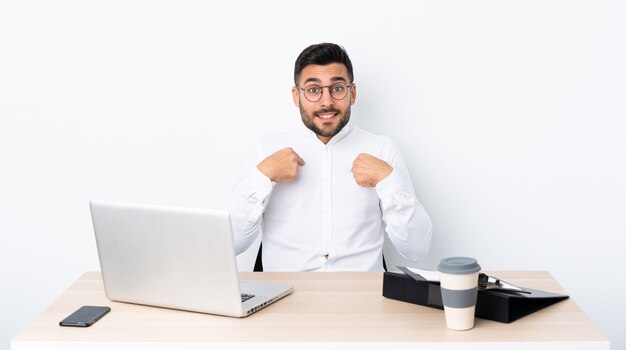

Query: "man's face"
<box><xmin>292</xmin><ymin>63</ymin><xmax>356</xmax><ymax>144</ymax></box>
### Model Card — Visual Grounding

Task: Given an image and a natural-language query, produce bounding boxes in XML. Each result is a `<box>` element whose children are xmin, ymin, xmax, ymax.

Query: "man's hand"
<box><xmin>351</xmin><ymin>153</ymin><xmax>393</xmax><ymax>187</ymax></box>
<box><xmin>257</xmin><ymin>147</ymin><xmax>305</xmax><ymax>183</ymax></box>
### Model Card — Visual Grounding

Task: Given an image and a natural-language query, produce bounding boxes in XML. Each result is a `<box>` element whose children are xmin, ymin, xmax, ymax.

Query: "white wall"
<box><xmin>1</xmin><ymin>0</ymin><xmax>625</xmax><ymax>349</ymax></box>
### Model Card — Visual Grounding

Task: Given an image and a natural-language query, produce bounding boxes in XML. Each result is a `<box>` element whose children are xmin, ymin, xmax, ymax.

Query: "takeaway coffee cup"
<box><xmin>437</xmin><ymin>257</ymin><xmax>481</xmax><ymax>330</ymax></box>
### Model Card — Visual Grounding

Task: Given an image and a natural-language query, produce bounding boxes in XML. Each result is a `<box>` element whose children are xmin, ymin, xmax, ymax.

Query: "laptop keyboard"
<box><xmin>241</xmin><ymin>293</ymin><xmax>255</xmax><ymax>302</ymax></box>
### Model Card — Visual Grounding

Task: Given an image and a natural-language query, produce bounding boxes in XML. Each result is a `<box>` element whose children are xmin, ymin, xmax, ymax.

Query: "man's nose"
<box><xmin>319</xmin><ymin>87</ymin><xmax>334</xmax><ymax>107</ymax></box>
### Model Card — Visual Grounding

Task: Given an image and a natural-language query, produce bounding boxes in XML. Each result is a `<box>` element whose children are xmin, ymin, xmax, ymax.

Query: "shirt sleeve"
<box><xmin>375</xmin><ymin>139</ymin><xmax>432</xmax><ymax>262</ymax></box>
<box><xmin>228</xmin><ymin>142</ymin><xmax>275</xmax><ymax>255</ymax></box>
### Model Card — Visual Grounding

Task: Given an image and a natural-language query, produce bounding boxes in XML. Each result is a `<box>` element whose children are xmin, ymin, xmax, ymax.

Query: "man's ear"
<box><xmin>291</xmin><ymin>86</ymin><xmax>300</xmax><ymax>107</ymax></box>
<box><xmin>350</xmin><ymin>83</ymin><xmax>357</xmax><ymax>105</ymax></box>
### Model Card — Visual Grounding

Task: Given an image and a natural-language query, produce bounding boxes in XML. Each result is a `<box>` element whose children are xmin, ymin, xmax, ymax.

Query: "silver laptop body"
<box><xmin>90</xmin><ymin>200</ymin><xmax>293</xmax><ymax>317</ymax></box>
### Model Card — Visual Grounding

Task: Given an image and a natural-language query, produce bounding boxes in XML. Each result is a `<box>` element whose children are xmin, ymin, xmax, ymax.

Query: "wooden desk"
<box><xmin>12</xmin><ymin>271</ymin><xmax>609</xmax><ymax>349</ymax></box>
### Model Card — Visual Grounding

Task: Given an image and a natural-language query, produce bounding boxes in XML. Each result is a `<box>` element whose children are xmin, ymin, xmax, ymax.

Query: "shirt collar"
<box><xmin>295</xmin><ymin>119</ymin><xmax>354</xmax><ymax>147</ymax></box>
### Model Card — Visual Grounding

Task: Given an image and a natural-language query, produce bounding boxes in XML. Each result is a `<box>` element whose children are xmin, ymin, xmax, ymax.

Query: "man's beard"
<box><xmin>299</xmin><ymin>102</ymin><xmax>351</xmax><ymax>139</ymax></box>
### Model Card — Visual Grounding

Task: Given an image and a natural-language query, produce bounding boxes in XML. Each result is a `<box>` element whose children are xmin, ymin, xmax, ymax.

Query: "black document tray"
<box><xmin>382</xmin><ymin>272</ymin><xmax>569</xmax><ymax>323</ymax></box>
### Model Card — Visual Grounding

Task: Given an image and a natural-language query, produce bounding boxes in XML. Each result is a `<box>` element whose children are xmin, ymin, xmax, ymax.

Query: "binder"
<box><xmin>382</xmin><ymin>272</ymin><xmax>569</xmax><ymax>323</ymax></box>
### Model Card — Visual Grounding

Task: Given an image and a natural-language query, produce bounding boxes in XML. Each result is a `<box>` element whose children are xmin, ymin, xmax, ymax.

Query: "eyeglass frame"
<box><xmin>295</xmin><ymin>82</ymin><xmax>355</xmax><ymax>102</ymax></box>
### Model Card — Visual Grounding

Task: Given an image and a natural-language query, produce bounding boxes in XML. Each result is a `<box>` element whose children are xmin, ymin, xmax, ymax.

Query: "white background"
<box><xmin>1</xmin><ymin>0</ymin><xmax>625</xmax><ymax>349</ymax></box>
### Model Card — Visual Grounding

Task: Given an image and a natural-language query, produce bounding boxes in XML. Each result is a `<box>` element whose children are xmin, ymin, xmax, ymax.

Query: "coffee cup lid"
<box><xmin>437</xmin><ymin>257</ymin><xmax>481</xmax><ymax>274</ymax></box>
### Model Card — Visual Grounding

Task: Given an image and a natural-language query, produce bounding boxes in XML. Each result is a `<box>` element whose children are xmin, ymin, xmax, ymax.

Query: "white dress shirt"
<box><xmin>229</xmin><ymin>122</ymin><xmax>432</xmax><ymax>272</ymax></box>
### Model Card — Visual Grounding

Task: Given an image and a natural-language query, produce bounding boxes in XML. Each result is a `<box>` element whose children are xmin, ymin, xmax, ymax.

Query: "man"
<box><xmin>230</xmin><ymin>43</ymin><xmax>432</xmax><ymax>271</ymax></box>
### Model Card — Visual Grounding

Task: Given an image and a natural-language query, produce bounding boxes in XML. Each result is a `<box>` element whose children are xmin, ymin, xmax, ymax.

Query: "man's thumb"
<box><xmin>296</xmin><ymin>155</ymin><xmax>305</xmax><ymax>166</ymax></box>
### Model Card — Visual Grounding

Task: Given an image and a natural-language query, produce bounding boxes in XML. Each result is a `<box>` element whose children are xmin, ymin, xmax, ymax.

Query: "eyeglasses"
<box><xmin>296</xmin><ymin>82</ymin><xmax>354</xmax><ymax>102</ymax></box>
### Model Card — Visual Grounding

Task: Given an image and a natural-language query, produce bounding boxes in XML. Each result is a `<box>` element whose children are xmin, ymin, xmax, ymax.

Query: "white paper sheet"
<box><xmin>406</xmin><ymin>267</ymin><xmax>440</xmax><ymax>282</ymax></box>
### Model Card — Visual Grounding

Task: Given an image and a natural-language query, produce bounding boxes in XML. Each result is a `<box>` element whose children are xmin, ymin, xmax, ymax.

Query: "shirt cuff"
<box><xmin>375</xmin><ymin>168</ymin><xmax>403</xmax><ymax>199</ymax></box>
<box><xmin>250</xmin><ymin>166</ymin><xmax>275</xmax><ymax>202</ymax></box>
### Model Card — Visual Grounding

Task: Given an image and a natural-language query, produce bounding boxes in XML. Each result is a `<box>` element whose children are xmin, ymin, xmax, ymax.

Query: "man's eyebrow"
<box><xmin>303</xmin><ymin>77</ymin><xmax>321</xmax><ymax>85</ymax></box>
<box><xmin>302</xmin><ymin>76</ymin><xmax>348</xmax><ymax>85</ymax></box>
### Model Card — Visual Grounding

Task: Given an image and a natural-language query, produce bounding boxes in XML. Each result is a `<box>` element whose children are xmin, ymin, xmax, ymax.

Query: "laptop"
<box><xmin>89</xmin><ymin>200</ymin><xmax>293</xmax><ymax>317</ymax></box>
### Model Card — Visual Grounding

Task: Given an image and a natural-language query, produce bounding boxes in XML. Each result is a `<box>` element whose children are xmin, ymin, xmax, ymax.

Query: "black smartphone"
<box><xmin>59</xmin><ymin>306</ymin><xmax>111</xmax><ymax>327</ymax></box>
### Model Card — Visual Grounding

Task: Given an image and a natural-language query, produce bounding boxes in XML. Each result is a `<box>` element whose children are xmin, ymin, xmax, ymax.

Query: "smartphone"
<box><xmin>59</xmin><ymin>306</ymin><xmax>111</xmax><ymax>327</ymax></box>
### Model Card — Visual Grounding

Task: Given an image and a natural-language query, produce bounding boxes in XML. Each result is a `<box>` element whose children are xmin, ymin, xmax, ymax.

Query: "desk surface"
<box><xmin>13</xmin><ymin>271</ymin><xmax>608</xmax><ymax>350</ymax></box>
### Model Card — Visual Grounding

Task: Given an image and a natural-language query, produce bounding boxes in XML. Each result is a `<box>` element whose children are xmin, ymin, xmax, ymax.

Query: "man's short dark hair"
<box><xmin>294</xmin><ymin>43</ymin><xmax>354</xmax><ymax>85</ymax></box>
